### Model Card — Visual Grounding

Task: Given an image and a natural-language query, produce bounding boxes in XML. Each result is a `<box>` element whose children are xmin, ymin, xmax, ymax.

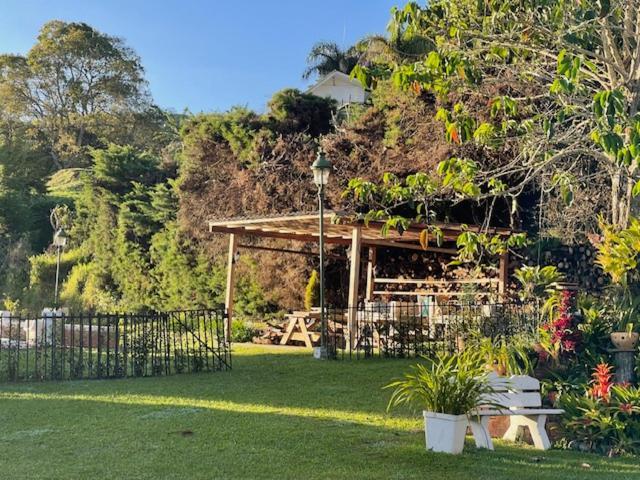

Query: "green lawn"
<box><xmin>0</xmin><ymin>344</ymin><xmax>638</xmax><ymax>480</ymax></box>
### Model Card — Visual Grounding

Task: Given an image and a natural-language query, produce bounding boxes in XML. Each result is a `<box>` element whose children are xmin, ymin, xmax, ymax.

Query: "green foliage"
<box><xmin>303</xmin><ymin>42</ymin><xmax>359</xmax><ymax>80</ymax></box>
<box><xmin>149</xmin><ymin>222</ymin><xmax>226</xmax><ymax>311</ymax></box>
<box><xmin>92</xmin><ymin>144</ymin><xmax>160</xmax><ymax>193</ymax></box>
<box><xmin>513</xmin><ymin>265</ymin><xmax>564</xmax><ymax>300</ymax></box>
<box><xmin>47</xmin><ymin>168</ymin><xmax>89</xmax><ymax>202</ymax></box>
<box><xmin>344</xmin><ymin>164</ymin><xmax>527</xmax><ymax>264</ymax></box>
<box><xmin>181</xmin><ymin>90</ymin><xmax>335</xmax><ymax>170</ymax></box>
<box><xmin>574</xmin><ymin>294</ymin><xmax>614</xmax><ymax>364</ymax></box>
<box><xmin>599</xmin><ymin>287</ymin><xmax>640</xmax><ymax>333</ymax></box>
<box><xmin>304</xmin><ymin>270</ymin><xmax>319</xmax><ymax>311</ymax></box>
<box><xmin>59</xmin><ymin>262</ymin><xmax>116</xmax><ymax>312</ymax></box>
<box><xmin>0</xmin><ymin>133</ymin><xmax>56</xmax><ymax>258</ymax></box>
<box><xmin>558</xmin><ymin>383</ymin><xmax>640</xmax><ymax>456</ymax></box>
<box><xmin>470</xmin><ymin>335</ymin><xmax>534</xmax><ymax>376</ymax></box>
<box><xmin>354</xmin><ymin>0</ymin><xmax>640</xmax><ymax>233</ymax></box>
<box><xmin>231</xmin><ymin>319</ymin><xmax>260</xmax><ymax>343</ymax></box>
<box><xmin>267</xmin><ymin>88</ymin><xmax>336</xmax><ymax>137</ymax></box>
<box><xmin>27</xmin><ymin>247</ymin><xmax>88</xmax><ymax>307</ymax></box>
<box><xmin>181</xmin><ymin>107</ymin><xmax>263</xmax><ymax>168</ymax></box>
<box><xmin>385</xmin><ymin>350</ymin><xmax>502</xmax><ymax>415</ymax></box>
<box><xmin>596</xmin><ymin>217</ymin><xmax>640</xmax><ymax>284</ymax></box>
<box><xmin>0</xmin><ymin>20</ymin><xmax>150</xmax><ymax>167</ymax></box>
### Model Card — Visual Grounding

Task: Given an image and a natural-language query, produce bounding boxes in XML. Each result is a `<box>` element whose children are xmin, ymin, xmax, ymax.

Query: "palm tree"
<box><xmin>302</xmin><ymin>42</ymin><xmax>360</xmax><ymax>80</ymax></box>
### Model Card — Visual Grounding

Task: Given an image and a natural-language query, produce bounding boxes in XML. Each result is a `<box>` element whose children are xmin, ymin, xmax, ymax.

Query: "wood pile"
<box><xmin>375</xmin><ymin>247</ymin><xmax>498</xmax><ymax>295</ymax></box>
<box><xmin>252</xmin><ymin>320</ymin><xmax>286</xmax><ymax>345</ymax></box>
<box><xmin>524</xmin><ymin>242</ymin><xmax>604</xmax><ymax>292</ymax></box>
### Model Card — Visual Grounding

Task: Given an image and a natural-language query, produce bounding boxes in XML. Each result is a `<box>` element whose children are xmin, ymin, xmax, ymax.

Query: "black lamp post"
<box><xmin>52</xmin><ymin>227</ymin><xmax>68</xmax><ymax>308</ymax></box>
<box><xmin>311</xmin><ymin>150</ymin><xmax>332</xmax><ymax>359</ymax></box>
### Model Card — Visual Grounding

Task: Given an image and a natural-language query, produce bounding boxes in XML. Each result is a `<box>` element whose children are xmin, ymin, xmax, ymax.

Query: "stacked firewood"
<box><xmin>523</xmin><ymin>242</ymin><xmax>605</xmax><ymax>292</ymax></box>
<box><xmin>252</xmin><ymin>320</ymin><xmax>286</xmax><ymax>345</ymax></box>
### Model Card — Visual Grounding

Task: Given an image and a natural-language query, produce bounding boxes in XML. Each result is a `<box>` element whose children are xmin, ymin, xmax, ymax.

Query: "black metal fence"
<box><xmin>0</xmin><ymin>309</ymin><xmax>230</xmax><ymax>382</ymax></box>
<box><xmin>324</xmin><ymin>300</ymin><xmax>540</xmax><ymax>359</ymax></box>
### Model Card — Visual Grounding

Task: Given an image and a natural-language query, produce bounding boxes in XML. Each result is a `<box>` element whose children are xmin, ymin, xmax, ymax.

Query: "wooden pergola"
<box><xmin>208</xmin><ymin>211</ymin><xmax>513</xmax><ymax>341</ymax></box>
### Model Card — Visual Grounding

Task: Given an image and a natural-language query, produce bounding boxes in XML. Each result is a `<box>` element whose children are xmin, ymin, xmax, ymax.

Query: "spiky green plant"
<box><xmin>385</xmin><ymin>350</ymin><xmax>504</xmax><ymax>415</ymax></box>
<box><xmin>472</xmin><ymin>335</ymin><xmax>534</xmax><ymax>376</ymax></box>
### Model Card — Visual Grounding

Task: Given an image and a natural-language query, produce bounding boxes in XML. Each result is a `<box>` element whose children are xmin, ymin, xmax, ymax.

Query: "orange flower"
<box><xmin>450</xmin><ymin>127</ymin><xmax>460</xmax><ymax>144</ymax></box>
<box><xmin>589</xmin><ymin>363</ymin><xmax>614</xmax><ymax>401</ymax></box>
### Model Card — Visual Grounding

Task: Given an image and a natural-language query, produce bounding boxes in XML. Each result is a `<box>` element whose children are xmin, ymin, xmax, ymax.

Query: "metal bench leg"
<box><xmin>507</xmin><ymin>415</ymin><xmax>551</xmax><ymax>450</ymax></box>
<box><xmin>469</xmin><ymin>416</ymin><xmax>494</xmax><ymax>450</ymax></box>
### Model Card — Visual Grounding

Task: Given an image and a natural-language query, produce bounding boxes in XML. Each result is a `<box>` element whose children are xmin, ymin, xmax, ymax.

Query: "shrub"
<box><xmin>513</xmin><ymin>265</ymin><xmax>564</xmax><ymax>300</ymax></box>
<box><xmin>471</xmin><ymin>335</ymin><xmax>534</xmax><ymax>376</ymax></box>
<box><xmin>304</xmin><ymin>270</ymin><xmax>319</xmax><ymax>311</ymax></box>
<box><xmin>26</xmin><ymin>247</ymin><xmax>88</xmax><ymax>308</ymax></box>
<box><xmin>537</xmin><ymin>289</ymin><xmax>581</xmax><ymax>366</ymax></box>
<box><xmin>231</xmin><ymin>319</ymin><xmax>259</xmax><ymax>343</ymax></box>
<box><xmin>557</xmin><ymin>364</ymin><xmax>640</xmax><ymax>456</ymax></box>
<box><xmin>267</xmin><ymin>88</ymin><xmax>336</xmax><ymax>137</ymax></box>
<box><xmin>59</xmin><ymin>262</ymin><xmax>117</xmax><ymax>312</ymax></box>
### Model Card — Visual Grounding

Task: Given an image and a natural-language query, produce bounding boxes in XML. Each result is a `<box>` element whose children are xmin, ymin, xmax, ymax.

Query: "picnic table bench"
<box><xmin>280</xmin><ymin>311</ymin><xmax>321</xmax><ymax>347</ymax></box>
<box><xmin>469</xmin><ymin>373</ymin><xmax>564</xmax><ymax>450</ymax></box>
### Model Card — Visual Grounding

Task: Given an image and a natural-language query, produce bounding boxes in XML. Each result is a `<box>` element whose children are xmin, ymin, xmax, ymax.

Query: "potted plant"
<box><xmin>385</xmin><ymin>350</ymin><xmax>502</xmax><ymax>454</ymax></box>
<box><xmin>606</xmin><ymin>290</ymin><xmax>640</xmax><ymax>350</ymax></box>
<box><xmin>611</xmin><ymin>322</ymin><xmax>639</xmax><ymax>350</ymax></box>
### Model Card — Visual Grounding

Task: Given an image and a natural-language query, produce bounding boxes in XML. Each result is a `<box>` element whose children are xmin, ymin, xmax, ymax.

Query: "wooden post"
<box><xmin>347</xmin><ymin>227</ymin><xmax>362</xmax><ymax>348</ymax></box>
<box><xmin>498</xmin><ymin>251</ymin><xmax>509</xmax><ymax>297</ymax></box>
<box><xmin>365</xmin><ymin>247</ymin><xmax>376</xmax><ymax>302</ymax></box>
<box><xmin>224</xmin><ymin>234</ymin><xmax>238</xmax><ymax>343</ymax></box>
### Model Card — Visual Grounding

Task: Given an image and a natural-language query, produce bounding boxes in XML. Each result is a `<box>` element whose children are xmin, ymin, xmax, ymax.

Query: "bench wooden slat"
<box><xmin>488</xmin><ymin>373</ymin><xmax>540</xmax><ymax>391</ymax></box>
<box><xmin>483</xmin><ymin>391</ymin><xmax>542</xmax><ymax>408</ymax></box>
<box><xmin>472</xmin><ymin>408</ymin><xmax>564</xmax><ymax>416</ymax></box>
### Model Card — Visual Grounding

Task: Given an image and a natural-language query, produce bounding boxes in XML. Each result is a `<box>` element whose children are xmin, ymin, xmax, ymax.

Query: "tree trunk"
<box><xmin>610</xmin><ymin>166</ymin><xmax>634</xmax><ymax>229</ymax></box>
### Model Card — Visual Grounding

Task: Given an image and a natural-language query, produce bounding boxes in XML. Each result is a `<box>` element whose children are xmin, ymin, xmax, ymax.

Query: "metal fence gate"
<box><xmin>324</xmin><ymin>300</ymin><xmax>541</xmax><ymax>359</ymax></box>
<box><xmin>0</xmin><ymin>309</ymin><xmax>230</xmax><ymax>382</ymax></box>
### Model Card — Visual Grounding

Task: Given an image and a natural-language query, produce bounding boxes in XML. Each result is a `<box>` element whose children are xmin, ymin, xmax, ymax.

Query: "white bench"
<box><xmin>468</xmin><ymin>374</ymin><xmax>564</xmax><ymax>450</ymax></box>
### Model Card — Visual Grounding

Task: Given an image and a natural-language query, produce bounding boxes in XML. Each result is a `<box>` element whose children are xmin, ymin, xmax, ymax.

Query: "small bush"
<box><xmin>304</xmin><ymin>270</ymin><xmax>319</xmax><ymax>311</ymax></box>
<box><xmin>231</xmin><ymin>319</ymin><xmax>259</xmax><ymax>343</ymax></box>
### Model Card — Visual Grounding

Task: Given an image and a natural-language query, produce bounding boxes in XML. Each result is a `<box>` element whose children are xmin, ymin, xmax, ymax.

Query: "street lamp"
<box><xmin>311</xmin><ymin>150</ymin><xmax>332</xmax><ymax>359</ymax></box>
<box><xmin>52</xmin><ymin>227</ymin><xmax>68</xmax><ymax>308</ymax></box>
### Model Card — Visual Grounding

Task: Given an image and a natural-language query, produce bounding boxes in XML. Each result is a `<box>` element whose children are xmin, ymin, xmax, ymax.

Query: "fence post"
<box><xmin>347</xmin><ymin>227</ymin><xmax>362</xmax><ymax>349</ymax></box>
<box><xmin>224</xmin><ymin>234</ymin><xmax>238</xmax><ymax>343</ymax></box>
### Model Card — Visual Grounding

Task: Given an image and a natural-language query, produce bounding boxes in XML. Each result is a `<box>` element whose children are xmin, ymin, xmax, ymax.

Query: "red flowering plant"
<box><xmin>558</xmin><ymin>363</ymin><xmax>640</xmax><ymax>456</ymax></box>
<box><xmin>588</xmin><ymin>363</ymin><xmax>614</xmax><ymax>401</ymax></box>
<box><xmin>537</xmin><ymin>289</ymin><xmax>582</xmax><ymax>367</ymax></box>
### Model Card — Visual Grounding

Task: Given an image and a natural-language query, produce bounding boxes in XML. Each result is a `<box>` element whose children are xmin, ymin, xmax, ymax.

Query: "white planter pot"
<box><xmin>423</xmin><ymin>411</ymin><xmax>468</xmax><ymax>454</ymax></box>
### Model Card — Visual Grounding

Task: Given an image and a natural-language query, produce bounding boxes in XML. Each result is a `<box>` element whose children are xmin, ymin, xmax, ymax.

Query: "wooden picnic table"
<box><xmin>280</xmin><ymin>311</ymin><xmax>321</xmax><ymax>347</ymax></box>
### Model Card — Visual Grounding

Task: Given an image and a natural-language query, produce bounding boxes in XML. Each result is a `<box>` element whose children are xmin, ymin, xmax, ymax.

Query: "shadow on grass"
<box><xmin>0</xmin><ymin>348</ymin><xmax>415</xmax><ymax>415</ymax></box>
<box><xmin>0</xmin><ymin>346</ymin><xmax>639</xmax><ymax>479</ymax></box>
<box><xmin>0</xmin><ymin>389</ymin><xmax>639</xmax><ymax>480</ymax></box>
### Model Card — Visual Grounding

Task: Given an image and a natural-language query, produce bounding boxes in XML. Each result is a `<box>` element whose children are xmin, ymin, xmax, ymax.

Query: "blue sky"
<box><xmin>0</xmin><ymin>0</ymin><xmax>399</xmax><ymax>113</ymax></box>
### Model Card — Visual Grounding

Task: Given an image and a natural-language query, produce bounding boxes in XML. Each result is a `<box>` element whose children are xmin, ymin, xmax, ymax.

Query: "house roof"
<box><xmin>307</xmin><ymin>70</ymin><xmax>364</xmax><ymax>94</ymax></box>
<box><xmin>208</xmin><ymin>211</ymin><xmax>513</xmax><ymax>254</ymax></box>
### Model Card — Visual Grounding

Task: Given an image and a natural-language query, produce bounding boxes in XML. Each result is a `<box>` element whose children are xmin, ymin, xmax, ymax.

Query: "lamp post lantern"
<box><xmin>311</xmin><ymin>150</ymin><xmax>332</xmax><ymax>359</ymax></box>
<box><xmin>52</xmin><ymin>227</ymin><xmax>68</xmax><ymax>308</ymax></box>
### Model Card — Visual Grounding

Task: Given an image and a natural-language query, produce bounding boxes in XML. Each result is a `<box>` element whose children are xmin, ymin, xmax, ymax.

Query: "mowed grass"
<box><xmin>0</xmin><ymin>344</ymin><xmax>638</xmax><ymax>480</ymax></box>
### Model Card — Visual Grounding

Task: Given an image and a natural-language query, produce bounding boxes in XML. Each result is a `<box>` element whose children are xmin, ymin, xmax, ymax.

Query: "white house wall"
<box><xmin>310</xmin><ymin>79</ymin><xmax>366</xmax><ymax>105</ymax></box>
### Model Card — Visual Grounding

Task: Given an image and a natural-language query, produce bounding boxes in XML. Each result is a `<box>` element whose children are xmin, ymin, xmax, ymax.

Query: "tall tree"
<box><xmin>352</xmin><ymin>0</ymin><xmax>640</xmax><ymax>236</ymax></box>
<box><xmin>302</xmin><ymin>41</ymin><xmax>359</xmax><ymax>80</ymax></box>
<box><xmin>0</xmin><ymin>20</ymin><xmax>150</xmax><ymax>168</ymax></box>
